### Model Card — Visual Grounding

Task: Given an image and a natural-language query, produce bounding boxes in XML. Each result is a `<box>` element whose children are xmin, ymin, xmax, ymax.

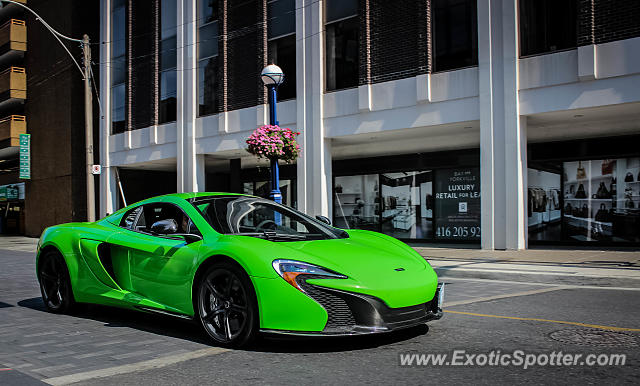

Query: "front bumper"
<box><xmin>261</xmin><ymin>282</ymin><xmax>444</xmax><ymax>336</ymax></box>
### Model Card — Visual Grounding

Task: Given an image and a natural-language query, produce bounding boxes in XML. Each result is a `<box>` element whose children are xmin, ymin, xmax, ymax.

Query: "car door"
<box><xmin>108</xmin><ymin>202</ymin><xmax>202</xmax><ymax>314</ymax></box>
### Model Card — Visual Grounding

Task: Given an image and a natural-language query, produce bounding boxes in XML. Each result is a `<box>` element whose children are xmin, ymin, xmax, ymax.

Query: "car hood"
<box><xmin>278</xmin><ymin>229</ymin><xmax>427</xmax><ymax>275</ymax></box>
<box><xmin>265</xmin><ymin>229</ymin><xmax>437</xmax><ymax>307</ymax></box>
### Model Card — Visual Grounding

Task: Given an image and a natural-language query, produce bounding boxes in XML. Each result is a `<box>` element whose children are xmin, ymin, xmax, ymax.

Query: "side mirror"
<box><xmin>150</xmin><ymin>219</ymin><xmax>178</xmax><ymax>235</ymax></box>
<box><xmin>316</xmin><ymin>215</ymin><xmax>331</xmax><ymax>225</ymax></box>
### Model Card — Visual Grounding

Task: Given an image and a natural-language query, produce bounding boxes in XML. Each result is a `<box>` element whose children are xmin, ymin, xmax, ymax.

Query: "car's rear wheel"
<box><xmin>196</xmin><ymin>261</ymin><xmax>258</xmax><ymax>348</ymax></box>
<box><xmin>38</xmin><ymin>250</ymin><xmax>76</xmax><ymax>314</ymax></box>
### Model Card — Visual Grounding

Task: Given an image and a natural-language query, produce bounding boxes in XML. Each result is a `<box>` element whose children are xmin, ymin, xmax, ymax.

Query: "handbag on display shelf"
<box><xmin>565</xmin><ymin>202</ymin><xmax>573</xmax><ymax>215</ymax></box>
<box><xmin>594</xmin><ymin>203</ymin><xmax>611</xmax><ymax>222</ymax></box>
<box><xmin>611</xmin><ymin>178</ymin><xmax>617</xmax><ymax>197</ymax></box>
<box><xmin>577</xmin><ymin>161</ymin><xmax>587</xmax><ymax>180</ymax></box>
<box><xmin>626</xmin><ymin>197</ymin><xmax>636</xmax><ymax>209</ymax></box>
<box><xmin>581</xmin><ymin>203</ymin><xmax>589</xmax><ymax>218</ymax></box>
<box><xmin>625</xmin><ymin>172</ymin><xmax>634</xmax><ymax>182</ymax></box>
<box><xmin>574</xmin><ymin>204</ymin><xmax>588</xmax><ymax>218</ymax></box>
<box><xmin>601</xmin><ymin>159</ymin><xmax>615</xmax><ymax>175</ymax></box>
<box><xmin>575</xmin><ymin>183</ymin><xmax>587</xmax><ymax>199</ymax></box>
<box><xmin>596</xmin><ymin>182</ymin><xmax>611</xmax><ymax>199</ymax></box>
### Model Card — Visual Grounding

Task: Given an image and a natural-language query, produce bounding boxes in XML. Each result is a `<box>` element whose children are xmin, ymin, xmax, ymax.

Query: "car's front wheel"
<box><xmin>196</xmin><ymin>261</ymin><xmax>258</xmax><ymax>348</ymax></box>
<box><xmin>38</xmin><ymin>249</ymin><xmax>76</xmax><ymax>313</ymax></box>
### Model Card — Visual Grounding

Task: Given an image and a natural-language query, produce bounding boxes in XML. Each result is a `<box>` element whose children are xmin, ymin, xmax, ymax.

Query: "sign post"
<box><xmin>19</xmin><ymin>133</ymin><xmax>30</xmax><ymax>179</ymax></box>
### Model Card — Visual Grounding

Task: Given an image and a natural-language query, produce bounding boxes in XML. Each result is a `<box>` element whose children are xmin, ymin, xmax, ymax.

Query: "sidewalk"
<box><xmin>0</xmin><ymin>235</ymin><xmax>38</xmax><ymax>253</ymax></box>
<box><xmin>411</xmin><ymin>245</ymin><xmax>640</xmax><ymax>288</ymax></box>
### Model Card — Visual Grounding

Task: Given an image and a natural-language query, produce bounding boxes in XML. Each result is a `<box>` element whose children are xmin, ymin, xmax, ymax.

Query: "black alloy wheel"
<box><xmin>197</xmin><ymin>261</ymin><xmax>258</xmax><ymax>348</ymax></box>
<box><xmin>38</xmin><ymin>250</ymin><xmax>76</xmax><ymax>313</ymax></box>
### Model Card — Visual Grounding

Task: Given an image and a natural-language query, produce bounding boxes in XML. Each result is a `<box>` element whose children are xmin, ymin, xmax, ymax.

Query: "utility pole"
<box><xmin>83</xmin><ymin>34</ymin><xmax>95</xmax><ymax>222</ymax></box>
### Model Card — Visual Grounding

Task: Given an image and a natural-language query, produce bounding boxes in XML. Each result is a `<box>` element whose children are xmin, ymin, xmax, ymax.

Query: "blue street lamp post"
<box><xmin>261</xmin><ymin>65</ymin><xmax>285</xmax><ymax>204</ymax></box>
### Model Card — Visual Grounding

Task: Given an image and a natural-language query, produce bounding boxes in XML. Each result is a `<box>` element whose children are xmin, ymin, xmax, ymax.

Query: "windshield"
<box><xmin>191</xmin><ymin>195</ymin><xmax>348</xmax><ymax>241</ymax></box>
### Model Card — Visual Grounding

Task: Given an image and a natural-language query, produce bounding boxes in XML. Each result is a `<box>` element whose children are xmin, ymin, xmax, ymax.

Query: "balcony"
<box><xmin>0</xmin><ymin>19</ymin><xmax>26</xmax><ymax>67</ymax></box>
<box><xmin>0</xmin><ymin>115</ymin><xmax>25</xmax><ymax>156</ymax></box>
<box><xmin>0</xmin><ymin>66</ymin><xmax>25</xmax><ymax>110</ymax></box>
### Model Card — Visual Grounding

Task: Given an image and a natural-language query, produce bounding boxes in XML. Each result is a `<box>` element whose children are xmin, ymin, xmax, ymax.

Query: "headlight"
<box><xmin>272</xmin><ymin>259</ymin><xmax>347</xmax><ymax>292</ymax></box>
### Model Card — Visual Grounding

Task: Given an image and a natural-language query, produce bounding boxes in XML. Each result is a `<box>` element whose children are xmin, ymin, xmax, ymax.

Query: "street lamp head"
<box><xmin>261</xmin><ymin>64</ymin><xmax>284</xmax><ymax>87</ymax></box>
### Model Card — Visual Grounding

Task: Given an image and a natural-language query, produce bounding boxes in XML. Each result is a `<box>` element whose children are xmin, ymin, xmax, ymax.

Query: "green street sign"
<box><xmin>19</xmin><ymin>133</ymin><xmax>30</xmax><ymax>179</ymax></box>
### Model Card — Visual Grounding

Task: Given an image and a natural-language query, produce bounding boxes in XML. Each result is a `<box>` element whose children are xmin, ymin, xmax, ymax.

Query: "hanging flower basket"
<box><xmin>246</xmin><ymin>125</ymin><xmax>301</xmax><ymax>164</ymax></box>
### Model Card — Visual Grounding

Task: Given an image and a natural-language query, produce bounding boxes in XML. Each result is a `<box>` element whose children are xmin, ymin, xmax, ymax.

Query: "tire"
<box><xmin>196</xmin><ymin>261</ymin><xmax>259</xmax><ymax>348</ymax></box>
<box><xmin>38</xmin><ymin>249</ymin><xmax>76</xmax><ymax>314</ymax></box>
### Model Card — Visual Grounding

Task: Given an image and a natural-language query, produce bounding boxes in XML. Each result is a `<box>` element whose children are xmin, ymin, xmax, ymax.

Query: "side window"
<box><xmin>120</xmin><ymin>206</ymin><xmax>143</xmax><ymax>230</ymax></box>
<box><xmin>140</xmin><ymin>203</ymin><xmax>200</xmax><ymax>235</ymax></box>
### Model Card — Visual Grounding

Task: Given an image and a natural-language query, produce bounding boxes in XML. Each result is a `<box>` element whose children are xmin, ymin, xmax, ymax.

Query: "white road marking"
<box><xmin>442</xmin><ymin>276</ymin><xmax>640</xmax><ymax>291</ymax></box>
<box><xmin>444</xmin><ymin>286</ymin><xmax>568</xmax><ymax>307</ymax></box>
<box><xmin>42</xmin><ymin>347</ymin><xmax>230</xmax><ymax>385</ymax></box>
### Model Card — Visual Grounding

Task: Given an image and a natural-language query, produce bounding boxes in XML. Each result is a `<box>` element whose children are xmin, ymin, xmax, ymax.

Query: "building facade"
<box><xmin>0</xmin><ymin>0</ymin><xmax>28</xmax><ymax>234</ymax></box>
<box><xmin>0</xmin><ymin>0</ymin><xmax>100</xmax><ymax>237</ymax></box>
<box><xmin>99</xmin><ymin>0</ymin><xmax>640</xmax><ymax>249</ymax></box>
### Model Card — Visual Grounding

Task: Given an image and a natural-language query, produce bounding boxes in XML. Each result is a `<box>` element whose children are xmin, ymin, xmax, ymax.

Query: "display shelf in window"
<box><xmin>564</xmin><ymin>198</ymin><xmax>613</xmax><ymax>202</ymax></box>
<box><xmin>564</xmin><ymin>215</ymin><xmax>613</xmax><ymax>225</ymax></box>
<box><xmin>565</xmin><ymin>175</ymin><xmax>613</xmax><ymax>184</ymax></box>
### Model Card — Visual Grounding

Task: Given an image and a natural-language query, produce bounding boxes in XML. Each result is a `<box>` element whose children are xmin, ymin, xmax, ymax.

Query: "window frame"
<box><xmin>323</xmin><ymin>13</ymin><xmax>360</xmax><ymax>93</ymax></box>
<box><xmin>119</xmin><ymin>203</ymin><xmax>201</xmax><ymax>237</ymax></box>
<box><xmin>159</xmin><ymin>0</ymin><xmax>178</xmax><ymax>124</ymax></box>
<box><xmin>111</xmin><ymin>0</ymin><xmax>127</xmax><ymax>134</ymax></box>
<box><xmin>431</xmin><ymin>0</ymin><xmax>479</xmax><ymax>73</ymax></box>
<box><xmin>197</xmin><ymin>4</ymin><xmax>220</xmax><ymax>117</ymax></box>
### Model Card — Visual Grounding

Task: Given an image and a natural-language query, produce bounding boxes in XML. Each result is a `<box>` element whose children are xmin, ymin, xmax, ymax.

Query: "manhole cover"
<box><xmin>549</xmin><ymin>329</ymin><xmax>638</xmax><ymax>347</ymax></box>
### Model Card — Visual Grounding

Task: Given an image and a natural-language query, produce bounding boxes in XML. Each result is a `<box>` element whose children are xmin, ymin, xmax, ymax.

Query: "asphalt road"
<box><xmin>1</xmin><ymin>248</ymin><xmax>639</xmax><ymax>385</ymax></box>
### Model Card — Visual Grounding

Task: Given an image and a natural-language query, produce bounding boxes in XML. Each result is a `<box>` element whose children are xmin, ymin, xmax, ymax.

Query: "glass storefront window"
<box><xmin>334</xmin><ymin>174</ymin><xmax>380</xmax><ymax>231</ymax></box>
<box><xmin>563</xmin><ymin>158</ymin><xmax>640</xmax><ymax>243</ymax></box>
<box><xmin>527</xmin><ymin>168</ymin><xmax>562</xmax><ymax>242</ymax></box>
<box><xmin>246</xmin><ymin>179</ymin><xmax>297</xmax><ymax>208</ymax></box>
<box><xmin>381</xmin><ymin>171</ymin><xmax>433</xmax><ymax>239</ymax></box>
<box><xmin>334</xmin><ymin>171</ymin><xmax>435</xmax><ymax>238</ymax></box>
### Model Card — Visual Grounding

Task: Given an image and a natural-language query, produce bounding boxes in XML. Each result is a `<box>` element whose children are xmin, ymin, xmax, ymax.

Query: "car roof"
<box><xmin>100</xmin><ymin>192</ymin><xmax>252</xmax><ymax>225</ymax></box>
<box><xmin>167</xmin><ymin>192</ymin><xmax>247</xmax><ymax>200</ymax></box>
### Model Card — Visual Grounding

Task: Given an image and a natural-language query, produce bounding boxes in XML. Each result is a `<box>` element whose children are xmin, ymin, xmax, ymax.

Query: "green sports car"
<box><xmin>36</xmin><ymin>193</ymin><xmax>443</xmax><ymax>347</ymax></box>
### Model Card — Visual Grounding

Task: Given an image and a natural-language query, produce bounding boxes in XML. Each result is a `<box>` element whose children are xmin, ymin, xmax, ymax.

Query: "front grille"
<box><xmin>297</xmin><ymin>276</ymin><xmax>356</xmax><ymax>331</ymax></box>
<box><xmin>297</xmin><ymin>275</ymin><xmax>432</xmax><ymax>332</ymax></box>
<box><xmin>379</xmin><ymin>303</ymin><xmax>429</xmax><ymax>329</ymax></box>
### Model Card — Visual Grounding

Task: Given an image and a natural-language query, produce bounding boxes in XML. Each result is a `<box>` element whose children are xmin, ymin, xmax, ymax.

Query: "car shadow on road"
<box><xmin>17</xmin><ymin>297</ymin><xmax>212</xmax><ymax>345</ymax></box>
<box><xmin>17</xmin><ymin>297</ymin><xmax>429</xmax><ymax>353</ymax></box>
<box><xmin>252</xmin><ymin>325</ymin><xmax>429</xmax><ymax>353</ymax></box>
